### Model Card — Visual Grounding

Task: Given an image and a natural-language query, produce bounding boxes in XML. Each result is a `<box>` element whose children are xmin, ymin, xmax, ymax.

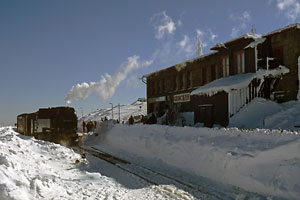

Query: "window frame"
<box><xmin>273</xmin><ymin>46</ymin><xmax>284</xmax><ymax>65</ymax></box>
<box><xmin>221</xmin><ymin>56</ymin><xmax>229</xmax><ymax>77</ymax></box>
<box><xmin>234</xmin><ymin>51</ymin><xmax>245</xmax><ymax>74</ymax></box>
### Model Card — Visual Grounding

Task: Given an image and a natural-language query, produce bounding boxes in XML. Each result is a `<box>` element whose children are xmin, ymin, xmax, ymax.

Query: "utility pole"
<box><xmin>80</xmin><ymin>107</ymin><xmax>85</xmax><ymax>158</ymax></box>
<box><xmin>118</xmin><ymin>104</ymin><xmax>120</xmax><ymax>122</ymax></box>
<box><xmin>109</xmin><ymin>103</ymin><xmax>113</xmax><ymax>120</ymax></box>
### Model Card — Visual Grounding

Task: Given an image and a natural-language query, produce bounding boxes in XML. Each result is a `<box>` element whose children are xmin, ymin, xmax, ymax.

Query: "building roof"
<box><xmin>263</xmin><ymin>22</ymin><xmax>300</xmax><ymax>37</ymax></box>
<box><xmin>191</xmin><ymin>66</ymin><xmax>290</xmax><ymax>96</ymax></box>
<box><xmin>143</xmin><ymin>51</ymin><xmax>217</xmax><ymax>78</ymax></box>
<box><xmin>143</xmin><ymin>22</ymin><xmax>300</xmax><ymax>79</ymax></box>
<box><xmin>211</xmin><ymin>33</ymin><xmax>261</xmax><ymax>50</ymax></box>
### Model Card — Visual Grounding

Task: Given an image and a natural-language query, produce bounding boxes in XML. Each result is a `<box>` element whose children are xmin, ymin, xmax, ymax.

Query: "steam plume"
<box><xmin>65</xmin><ymin>55</ymin><xmax>152</xmax><ymax>104</ymax></box>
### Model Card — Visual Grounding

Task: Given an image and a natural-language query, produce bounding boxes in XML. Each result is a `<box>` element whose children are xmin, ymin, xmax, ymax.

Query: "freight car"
<box><xmin>17</xmin><ymin>107</ymin><xmax>78</xmax><ymax>146</ymax></box>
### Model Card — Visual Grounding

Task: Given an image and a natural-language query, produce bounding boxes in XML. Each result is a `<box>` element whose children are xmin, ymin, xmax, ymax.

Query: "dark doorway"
<box><xmin>195</xmin><ymin>104</ymin><xmax>214</xmax><ymax>127</ymax></box>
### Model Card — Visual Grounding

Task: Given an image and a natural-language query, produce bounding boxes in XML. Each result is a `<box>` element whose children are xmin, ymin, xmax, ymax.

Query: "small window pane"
<box><xmin>242</xmin><ymin>53</ymin><xmax>245</xmax><ymax>73</ymax></box>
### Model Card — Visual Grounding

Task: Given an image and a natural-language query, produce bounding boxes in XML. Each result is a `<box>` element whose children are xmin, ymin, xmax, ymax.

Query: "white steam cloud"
<box><xmin>65</xmin><ymin>55</ymin><xmax>152</xmax><ymax>104</ymax></box>
<box><xmin>150</xmin><ymin>11</ymin><xmax>176</xmax><ymax>39</ymax></box>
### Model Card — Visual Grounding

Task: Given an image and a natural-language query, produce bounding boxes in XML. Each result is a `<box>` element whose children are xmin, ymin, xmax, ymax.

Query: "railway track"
<box><xmin>73</xmin><ymin>146</ymin><xmax>267</xmax><ymax>200</ymax></box>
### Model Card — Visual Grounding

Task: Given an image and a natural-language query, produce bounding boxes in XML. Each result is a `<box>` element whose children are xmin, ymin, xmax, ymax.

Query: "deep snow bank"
<box><xmin>87</xmin><ymin>123</ymin><xmax>300</xmax><ymax>199</ymax></box>
<box><xmin>229</xmin><ymin>98</ymin><xmax>300</xmax><ymax>130</ymax></box>
<box><xmin>229</xmin><ymin>98</ymin><xmax>283</xmax><ymax>128</ymax></box>
<box><xmin>0</xmin><ymin>127</ymin><xmax>188</xmax><ymax>200</ymax></box>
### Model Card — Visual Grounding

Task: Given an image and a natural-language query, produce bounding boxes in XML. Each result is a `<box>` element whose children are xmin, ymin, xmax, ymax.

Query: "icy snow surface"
<box><xmin>86</xmin><ymin>121</ymin><xmax>300</xmax><ymax>199</ymax></box>
<box><xmin>229</xmin><ymin>98</ymin><xmax>300</xmax><ymax>130</ymax></box>
<box><xmin>0</xmin><ymin>127</ymin><xmax>193</xmax><ymax>200</ymax></box>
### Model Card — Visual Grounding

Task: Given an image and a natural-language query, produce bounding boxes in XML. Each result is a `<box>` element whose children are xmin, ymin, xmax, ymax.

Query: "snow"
<box><xmin>229</xmin><ymin>97</ymin><xmax>300</xmax><ymax>130</ymax></box>
<box><xmin>244</xmin><ymin>37</ymin><xmax>266</xmax><ymax>49</ymax></box>
<box><xmin>264</xmin><ymin>22</ymin><xmax>300</xmax><ymax>36</ymax></box>
<box><xmin>229</xmin><ymin>98</ymin><xmax>283</xmax><ymax>128</ymax></box>
<box><xmin>86</xmin><ymin>123</ymin><xmax>300</xmax><ymax>199</ymax></box>
<box><xmin>212</xmin><ymin>33</ymin><xmax>262</xmax><ymax>50</ymax></box>
<box><xmin>191</xmin><ymin>66</ymin><xmax>290</xmax><ymax>96</ymax></box>
<box><xmin>213</xmin><ymin>42</ymin><xmax>227</xmax><ymax>49</ymax></box>
<box><xmin>80</xmin><ymin>100</ymin><xmax>147</xmax><ymax>123</ymax></box>
<box><xmin>0</xmin><ymin>127</ymin><xmax>191</xmax><ymax>200</ymax></box>
<box><xmin>3</xmin><ymin>98</ymin><xmax>300</xmax><ymax>199</ymax></box>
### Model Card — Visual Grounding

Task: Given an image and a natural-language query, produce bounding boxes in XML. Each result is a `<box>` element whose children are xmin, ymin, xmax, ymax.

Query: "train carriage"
<box><xmin>17</xmin><ymin>106</ymin><xmax>78</xmax><ymax>146</ymax></box>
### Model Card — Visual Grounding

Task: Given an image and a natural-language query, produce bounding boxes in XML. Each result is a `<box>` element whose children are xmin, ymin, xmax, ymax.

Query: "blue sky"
<box><xmin>1</xmin><ymin>0</ymin><xmax>300</xmax><ymax>125</ymax></box>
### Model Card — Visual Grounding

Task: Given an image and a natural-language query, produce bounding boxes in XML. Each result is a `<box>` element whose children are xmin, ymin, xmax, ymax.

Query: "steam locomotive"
<box><xmin>17</xmin><ymin>107</ymin><xmax>78</xmax><ymax>146</ymax></box>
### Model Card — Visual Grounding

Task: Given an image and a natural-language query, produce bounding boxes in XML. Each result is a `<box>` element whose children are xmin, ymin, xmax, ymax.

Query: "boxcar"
<box><xmin>17</xmin><ymin>113</ymin><xmax>36</xmax><ymax>136</ymax></box>
<box><xmin>17</xmin><ymin>106</ymin><xmax>78</xmax><ymax>146</ymax></box>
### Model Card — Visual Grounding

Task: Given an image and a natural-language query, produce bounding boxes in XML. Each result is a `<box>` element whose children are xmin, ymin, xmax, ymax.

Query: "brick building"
<box><xmin>143</xmin><ymin>23</ymin><xmax>300</xmax><ymax>127</ymax></box>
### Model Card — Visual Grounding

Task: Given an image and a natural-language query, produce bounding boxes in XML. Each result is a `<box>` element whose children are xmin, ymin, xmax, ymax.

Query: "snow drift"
<box><xmin>0</xmin><ymin>127</ymin><xmax>188</xmax><ymax>200</ymax></box>
<box><xmin>86</xmin><ymin>123</ymin><xmax>300</xmax><ymax>199</ymax></box>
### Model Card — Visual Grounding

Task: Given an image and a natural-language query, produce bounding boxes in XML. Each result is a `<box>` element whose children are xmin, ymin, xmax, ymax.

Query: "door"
<box><xmin>195</xmin><ymin>104</ymin><xmax>214</xmax><ymax>127</ymax></box>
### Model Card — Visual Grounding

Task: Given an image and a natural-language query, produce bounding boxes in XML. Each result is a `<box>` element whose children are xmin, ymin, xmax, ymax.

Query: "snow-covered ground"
<box><xmin>0</xmin><ymin>127</ymin><xmax>195</xmax><ymax>200</ymax></box>
<box><xmin>229</xmin><ymin>98</ymin><xmax>300</xmax><ymax>130</ymax></box>
<box><xmin>2</xmin><ymin>98</ymin><xmax>300</xmax><ymax>199</ymax></box>
<box><xmin>85</xmin><ymin>122</ymin><xmax>300</xmax><ymax>199</ymax></box>
<box><xmin>80</xmin><ymin>100</ymin><xmax>147</xmax><ymax>123</ymax></box>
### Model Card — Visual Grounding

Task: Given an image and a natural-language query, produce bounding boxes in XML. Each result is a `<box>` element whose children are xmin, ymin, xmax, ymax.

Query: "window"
<box><xmin>180</xmin><ymin>74</ymin><xmax>184</xmax><ymax>89</ymax></box>
<box><xmin>160</xmin><ymin>79</ymin><xmax>164</xmax><ymax>93</ymax></box>
<box><xmin>156</xmin><ymin>80</ymin><xmax>160</xmax><ymax>94</ymax></box>
<box><xmin>176</xmin><ymin>74</ymin><xmax>182</xmax><ymax>90</ymax></box>
<box><xmin>150</xmin><ymin>81</ymin><xmax>154</xmax><ymax>95</ymax></box>
<box><xmin>207</xmin><ymin>66</ymin><xmax>211</xmax><ymax>82</ymax></box>
<box><xmin>202</xmin><ymin>68</ymin><xmax>207</xmax><ymax>85</ymax></box>
<box><xmin>215</xmin><ymin>65</ymin><xmax>219</xmax><ymax>79</ymax></box>
<box><xmin>173</xmin><ymin>75</ymin><xmax>177</xmax><ymax>91</ymax></box>
<box><xmin>221</xmin><ymin>56</ymin><xmax>229</xmax><ymax>77</ymax></box>
<box><xmin>211</xmin><ymin>65</ymin><xmax>216</xmax><ymax>81</ymax></box>
<box><xmin>234</xmin><ymin>51</ymin><xmax>245</xmax><ymax>74</ymax></box>
<box><xmin>187</xmin><ymin>71</ymin><xmax>192</xmax><ymax>88</ymax></box>
<box><xmin>273</xmin><ymin>46</ymin><xmax>284</xmax><ymax>65</ymax></box>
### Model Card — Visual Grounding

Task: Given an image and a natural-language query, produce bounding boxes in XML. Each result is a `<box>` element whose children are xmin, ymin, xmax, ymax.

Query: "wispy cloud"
<box><xmin>208</xmin><ymin>29</ymin><xmax>218</xmax><ymax>42</ymax></box>
<box><xmin>230</xmin><ymin>11</ymin><xmax>251</xmax><ymax>38</ymax></box>
<box><xmin>277</xmin><ymin>0</ymin><xmax>300</xmax><ymax>21</ymax></box>
<box><xmin>65</xmin><ymin>55</ymin><xmax>153</xmax><ymax>104</ymax></box>
<box><xmin>150</xmin><ymin>11</ymin><xmax>176</xmax><ymax>39</ymax></box>
<box><xmin>177</xmin><ymin>20</ymin><xmax>183</xmax><ymax>27</ymax></box>
<box><xmin>177</xmin><ymin>35</ymin><xmax>194</xmax><ymax>56</ymax></box>
<box><xmin>126</xmin><ymin>75</ymin><xmax>143</xmax><ymax>88</ymax></box>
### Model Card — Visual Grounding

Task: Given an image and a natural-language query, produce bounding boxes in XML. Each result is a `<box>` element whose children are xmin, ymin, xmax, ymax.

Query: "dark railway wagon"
<box><xmin>17</xmin><ymin>113</ymin><xmax>36</xmax><ymax>136</ymax></box>
<box><xmin>17</xmin><ymin>107</ymin><xmax>78</xmax><ymax>146</ymax></box>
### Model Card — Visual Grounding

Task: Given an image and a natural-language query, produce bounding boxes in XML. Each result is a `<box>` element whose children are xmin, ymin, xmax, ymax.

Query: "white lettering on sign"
<box><xmin>174</xmin><ymin>93</ymin><xmax>190</xmax><ymax>103</ymax></box>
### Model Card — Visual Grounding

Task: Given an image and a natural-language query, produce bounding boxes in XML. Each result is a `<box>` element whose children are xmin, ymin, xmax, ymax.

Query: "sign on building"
<box><xmin>148</xmin><ymin>96</ymin><xmax>166</xmax><ymax>103</ymax></box>
<box><xmin>174</xmin><ymin>93</ymin><xmax>190</xmax><ymax>103</ymax></box>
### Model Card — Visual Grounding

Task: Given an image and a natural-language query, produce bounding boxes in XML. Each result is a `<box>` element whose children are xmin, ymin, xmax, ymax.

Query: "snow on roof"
<box><xmin>244</xmin><ymin>37</ymin><xmax>266</xmax><ymax>49</ymax></box>
<box><xmin>263</xmin><ymin>22</ymin><xmax>300</xmax><ymax>37</ymax></box>
<box><xmin>191</xmin><ymin>66</ymin><xmax>290</xmax><ymax>96</ymax></box>
<box><xmin>211</xmin><ymin>33</ymin><xmax>261</xmax><ymax>50</ymax></box>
